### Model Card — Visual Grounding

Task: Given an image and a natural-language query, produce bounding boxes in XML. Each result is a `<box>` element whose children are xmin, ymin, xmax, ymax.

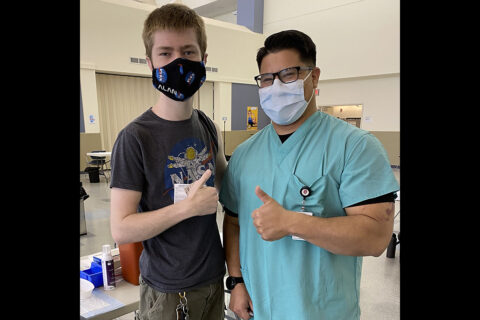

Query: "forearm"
<box><xmin>288</xmin><ymin>212</ymin><xmax>393</xmax><ymax>257</ymax></box>
<box><xmin>112</xmin><ymin>171</ymin><xmax>217</xmax><ymax>245</ymax></box>
<box><xmin>112</xmin><ymin>201</ymin><xmax>191</xmax><ymax>245</ymax></box>
<box><xmin>223</xmin><ymin>215</ymin><xmax>242</xmax><ymax>277</ymax></box>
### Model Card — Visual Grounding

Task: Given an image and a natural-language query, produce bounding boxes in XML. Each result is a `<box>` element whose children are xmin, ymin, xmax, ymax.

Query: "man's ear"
<box><xmin>312</xmin><ymin>67</ymin><xmax>321</xmax><ymax>88</ymax></box>
<box><xmin>146</xmin><ymin>56</ymin><xmax>153</xmax><ymax>71</ymax></box>
<box><xmin>203</xmin><ymin>52</ymin><xmax>208</xmax><ymax>65</ymax></box>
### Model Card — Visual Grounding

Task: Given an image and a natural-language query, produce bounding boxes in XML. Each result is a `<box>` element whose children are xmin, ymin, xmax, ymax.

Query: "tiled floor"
<box><xmin>80</xmin><ymin>169</ymin><xmax>400</xmax><ymax>319</ymax></box>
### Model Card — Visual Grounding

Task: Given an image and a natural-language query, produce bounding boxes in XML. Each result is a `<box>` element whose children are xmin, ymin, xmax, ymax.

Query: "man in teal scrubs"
<box><xmin>220</xmin><ymin>30</ymin><xmax>399</xmax><ymax>320</ymax></box>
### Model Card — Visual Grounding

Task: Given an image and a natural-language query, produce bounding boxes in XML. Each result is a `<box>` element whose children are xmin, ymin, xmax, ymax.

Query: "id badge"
<box><xmin>174</xmin><ymin>184</ymin><xmax>190</xmax><ymax>204</ymax></box>
<box><xmin>292</xmin><ymin>211</ymin><xmax>313</xmax><ymax>241</ymax></box>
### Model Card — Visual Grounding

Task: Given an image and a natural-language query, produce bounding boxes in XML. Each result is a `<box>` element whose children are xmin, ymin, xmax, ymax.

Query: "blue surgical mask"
<box><xmin>259</xmin><ymin>71</ymin><xmax>314</xmax><ymax>125</ymax></box>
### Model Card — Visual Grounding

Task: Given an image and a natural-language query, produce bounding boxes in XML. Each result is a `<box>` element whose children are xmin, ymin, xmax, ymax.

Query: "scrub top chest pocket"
<box><xmin>283</xmin><ymin>172</ymin><xmax>344</xmax><ymax>219</ymax></box>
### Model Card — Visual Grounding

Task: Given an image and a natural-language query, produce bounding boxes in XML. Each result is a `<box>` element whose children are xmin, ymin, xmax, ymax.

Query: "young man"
<box><xmin>220</xmin><ymin>30</ymin><xmax>399</xmax><ymax>319</ymax></box>
<box><xmin>109</xmin><ymin>4</ymin><xmax>226</xmax><ymax>320</ymax></box>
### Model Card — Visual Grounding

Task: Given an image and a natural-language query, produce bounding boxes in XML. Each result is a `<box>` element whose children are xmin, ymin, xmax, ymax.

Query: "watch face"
<box><xmin>226</xmin><ymin>277</ymin><xmax>235</xmax><ymax>290</ymax></box>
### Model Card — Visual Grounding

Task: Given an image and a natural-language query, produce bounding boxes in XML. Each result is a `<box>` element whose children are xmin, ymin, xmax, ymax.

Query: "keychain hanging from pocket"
<box><xmin>176</xmin><ymin>292</ymin><xmax>189</xmax><ymax>320</ymax></box>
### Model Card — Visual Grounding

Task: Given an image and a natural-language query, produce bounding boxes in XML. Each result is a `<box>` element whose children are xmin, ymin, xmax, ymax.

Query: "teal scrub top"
<box><xmin>220</xmin><ymin>111</ymin><xmax>399</xmax><ymax>320</ymax></box>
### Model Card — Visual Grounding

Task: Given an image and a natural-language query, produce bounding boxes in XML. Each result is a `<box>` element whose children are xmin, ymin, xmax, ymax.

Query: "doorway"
<box><xmin>318</xmin><ymin>104</ymin><xmax>363</xmax><ymax>128</ymax></box>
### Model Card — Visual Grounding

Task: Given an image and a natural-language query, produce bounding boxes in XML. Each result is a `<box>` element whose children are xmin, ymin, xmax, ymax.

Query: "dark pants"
<box><xmin>138</xmin><ymin>275</ymin><xmax>225</xmax><ymax>320</ymax></box>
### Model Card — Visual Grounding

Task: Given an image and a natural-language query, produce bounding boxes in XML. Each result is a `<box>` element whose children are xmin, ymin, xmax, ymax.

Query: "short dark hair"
<box><xmin>256</xmin><ymin>30</ymin><xmax>316</xmax><ymax>69</ymax></box>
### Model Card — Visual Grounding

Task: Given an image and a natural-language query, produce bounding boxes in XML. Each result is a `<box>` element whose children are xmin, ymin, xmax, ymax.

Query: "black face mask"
<box><xmin>152</xmin><ymin>57</ymin><xmax>206</xmax><ymax>101</ymax></box>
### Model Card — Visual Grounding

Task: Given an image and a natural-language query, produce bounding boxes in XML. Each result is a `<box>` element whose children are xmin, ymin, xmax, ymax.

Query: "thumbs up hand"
<box><xmin>251</xmin><ymin>186</ymin><xmax>292</xmax><ymax>241</ymax></box>
<box><xmin>186</xmin><ymin>169</ymin><xmax>219</xmax><ymax>217</ymax></box>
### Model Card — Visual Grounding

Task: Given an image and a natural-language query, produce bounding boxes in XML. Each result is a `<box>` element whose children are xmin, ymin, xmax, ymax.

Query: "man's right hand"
<box><xmin>185</xmin><ymin>169</ymin><xmax>219</xmax><ymax>217</ymax></box>
<box><xmin>229</xmin><ymin>283</ymin><xmax>254</xmax><ymax>320</ymax></box>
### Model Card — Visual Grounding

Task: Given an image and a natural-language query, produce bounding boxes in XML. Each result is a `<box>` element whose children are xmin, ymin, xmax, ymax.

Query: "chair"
<box><xmin>87</xmin><ymin>150</ymin><xmax>110</xmax><ymax>182</ymax></box>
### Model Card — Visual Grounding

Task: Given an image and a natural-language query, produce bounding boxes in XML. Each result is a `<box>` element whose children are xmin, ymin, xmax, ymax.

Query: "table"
<box><xmin>87</xmin><ymin>152</ymin><xmax>112</xmax><ymax>157</ymax></box>
<box><xmin>80</xmin><ymin>252</ymin><xmax>236</xmax><ymax>319</ymax></box>
<box><xmin>80</xmin><ymin>252</ymin><xmax>139</xmax><ymax>320</ymax></box>
<box><xmin>80</xmin><ymin>280</ymin><xmax>139</xmax><ymax>320</ymax></box>
<box><xmin>86</xmin><ymin>152</ymin><xmax>112</xmax><ymax>182</ymax></box>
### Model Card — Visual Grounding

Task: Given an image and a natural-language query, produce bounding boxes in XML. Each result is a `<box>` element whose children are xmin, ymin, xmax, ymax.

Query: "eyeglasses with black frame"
<box><xmin>254</xmin><ymin>66</ymin><xmax>313</xmax><ymax>88</ymax></box>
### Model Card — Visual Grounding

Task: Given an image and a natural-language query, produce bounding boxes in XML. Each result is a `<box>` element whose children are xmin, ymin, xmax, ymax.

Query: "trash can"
<box><xmin>85</xmin><ymin>167</ymin><xmax>100</xmax><ymax>183</ymax></box>
<box><xmin>80</xmin><ymin>182</ymin><xmax>89</xmax><ymax>235</ymax></box>
<box><xmin>119</xmin><ymin>242</ymin><xmax>144</xmax><ymax>285</ymax></box>
<box><xmin>386</xmin><ymin>232</ymin><xmax>400</xmax><ymax>258</ymax></box>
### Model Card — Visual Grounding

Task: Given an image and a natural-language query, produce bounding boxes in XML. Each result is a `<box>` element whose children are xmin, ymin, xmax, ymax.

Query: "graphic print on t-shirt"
<box><xmin>164</xmin><ymin>137</ymin><xmax>215</xmax><ymax>200</ymax></box>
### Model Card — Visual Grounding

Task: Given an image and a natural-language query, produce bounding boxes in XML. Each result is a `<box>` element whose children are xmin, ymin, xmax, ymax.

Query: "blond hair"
<box><xmin>142</xmin><ymin>3</ymin><xmax>207</xmax><ymax>60</ymax></box>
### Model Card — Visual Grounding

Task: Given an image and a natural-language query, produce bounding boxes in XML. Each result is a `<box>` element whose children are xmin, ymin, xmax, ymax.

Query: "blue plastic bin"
<box><xmin>93</xmin><ymin>255</ymin><xmax>102</xmax><ymax>265</ymax></box>
<box><xmin>80</xmin><ymin>261</ymin><xmax>103</xmax><ymax>287</ymax></box>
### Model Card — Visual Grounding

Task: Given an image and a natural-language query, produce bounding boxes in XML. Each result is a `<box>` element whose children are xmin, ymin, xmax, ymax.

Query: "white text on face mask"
<box><xmin>157</xmin><ymin>84</ymin><xmax>178</xmax><ymax>96</ymax></box>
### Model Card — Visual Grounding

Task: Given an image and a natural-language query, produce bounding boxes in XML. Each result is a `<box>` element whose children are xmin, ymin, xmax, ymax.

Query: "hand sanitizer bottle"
<box><xmin>101</xmin><ymin>244</ymin><xmax>116</xmax><ymax>290</ymax></box>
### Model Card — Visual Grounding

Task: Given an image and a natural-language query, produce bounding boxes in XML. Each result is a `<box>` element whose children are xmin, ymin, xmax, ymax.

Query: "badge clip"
<box><xmin>300</xmin><ymin>186</ymin><xmax>311</xmax><ymax>212</ymax></box>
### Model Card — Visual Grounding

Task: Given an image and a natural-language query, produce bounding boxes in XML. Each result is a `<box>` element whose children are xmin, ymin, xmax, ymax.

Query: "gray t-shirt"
<box><xmin>110</xmin><ymin>107</ymin><xmax>225</xmax><ymax>292</ymax></box>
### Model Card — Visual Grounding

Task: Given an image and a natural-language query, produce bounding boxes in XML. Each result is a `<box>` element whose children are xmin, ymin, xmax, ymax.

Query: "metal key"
<box><xmin>176</xmin><ymin>305</ymin><xmax>188</xmax><ymax>320</ymax></box>
<box><xmin>176</xmin><ymin>292</ymin><xmax>189</xmax><ymax>320</ymax></box>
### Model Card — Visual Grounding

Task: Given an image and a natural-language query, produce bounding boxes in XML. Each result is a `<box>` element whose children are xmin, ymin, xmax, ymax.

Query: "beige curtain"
<box><xmin>95</xmin><ymin>73</ymin><xmax>159</xmax><ymax>151</ymax></box>
<box><xmin>95</xmin><ymin>72</ymin><xmax>210</xmax><ymax>151</ymax></box>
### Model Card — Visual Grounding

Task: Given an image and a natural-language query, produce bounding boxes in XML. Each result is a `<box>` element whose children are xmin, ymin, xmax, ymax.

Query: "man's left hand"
<box><xmin>251</xmin><ymin>186</ymin><xmax>293</xmax><ymax>241</ymax></box>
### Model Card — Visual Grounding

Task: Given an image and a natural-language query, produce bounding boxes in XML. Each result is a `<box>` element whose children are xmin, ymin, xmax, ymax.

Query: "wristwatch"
<box><xmin>226</xmin><ymin>276</ymin><xmax>244</xmax><ymax>290</ymax></box>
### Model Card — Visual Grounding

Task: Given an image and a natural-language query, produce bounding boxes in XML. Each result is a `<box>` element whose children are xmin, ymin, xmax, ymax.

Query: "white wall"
<box><xmin>263</xmin><ymin>0</ymin><xmax>399</xmax><ymax>132</ymax></box>
<box><xmin>80</xmin><ymin>66</ymin><xmax>100</xmax><ymax>133</ymax></box>
<box><xmin>263</xmin><ymin>0</ymin><xmax>399</xmax><ymax>80</ymax></box>
<box><xmin>214</xmin><ymin>82</ymin><xmax>232</xmax><ymax>131</ymax></box>
<box><xmin>317</xmin><ymin>74</ymin><xmax>400</xmax><ymax>131</ymax></box>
